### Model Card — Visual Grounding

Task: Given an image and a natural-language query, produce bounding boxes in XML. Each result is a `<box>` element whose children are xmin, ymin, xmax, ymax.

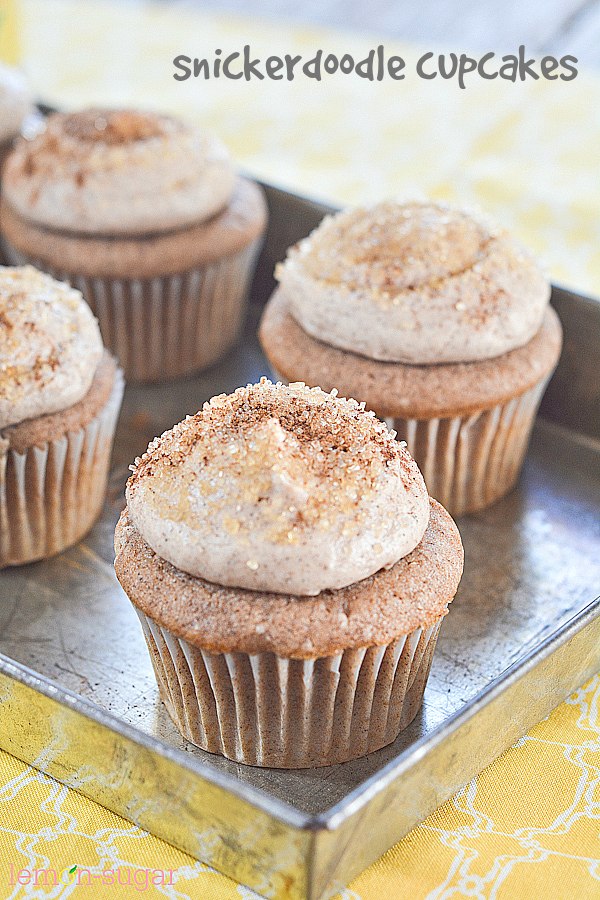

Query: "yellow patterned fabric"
<box><xmin>0</xmin><ymin>1</ymin><xmax>599</xmax><ymax>898</ymax></box>
<box><xmin>1</xmin><ymin>676</ymin><xmax>599</xmax><ymax>898</ymax></box>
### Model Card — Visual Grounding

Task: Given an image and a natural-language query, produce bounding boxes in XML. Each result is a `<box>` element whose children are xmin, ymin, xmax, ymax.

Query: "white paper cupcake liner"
<box><xmin>2</xmin><ymin>238</ymin><xmax>262</xmax><ymax>383</ymax></box>
<box><xmin>384</xmin><ymin>379</ymin><xmax>549</xmax><ymax>516</ymax></box>
<box><xmin>0</xmin><ymin>369</ymin><xmax>124</xmax><ymax>567</ymax></box>
<box><xmin>135</xmin><ymin>609</ymin><xmax>442</xmax><ymax>768</ymax></box>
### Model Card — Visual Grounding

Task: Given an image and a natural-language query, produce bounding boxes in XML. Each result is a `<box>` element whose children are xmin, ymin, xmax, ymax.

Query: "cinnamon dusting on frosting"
<box><xmin>126</xmin><ymin>379</ymin><xmax>430</xmax><ymax>595</ymax></box>
<box><xmin>61</xmin><ymin>109</ymin><xmax>169</xmax><ymax>145</ymax></box>
<box><xmin>2</xmin><ymin>108</ymin><xmax>236</xmax><ymax>235</ymax></box>
<box><xmin>276</xmin><ymin>201</ymin><xmax>550</xmax><ymax>364</ymax></box>
<box><xmin>0</xmin><ymin>266</ymin><xmax>103</xmax><ymax>429</ymax></box>
<box><xmin>11</xmin><ymin>110</ymin><xmax>177</xmax><ymax>182</ymax></box>
<box><xmin>130</xmin><ymin>379</ymin><xmax>403</xmax><ymax>532</ymax></box>
<box><xmin>292</xmin><ymin>202</ymin><xmax>492</xmax><ymax>298</ymax></box>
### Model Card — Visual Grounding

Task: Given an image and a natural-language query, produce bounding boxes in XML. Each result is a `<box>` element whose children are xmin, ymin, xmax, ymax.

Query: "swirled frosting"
<box><xmin>0</xmin><ymin>65</ymin><xmax>32</xmax><ymax>144</ymax></box>
<box><xmin>276</xmin><ymin>202</ymin><xmax>550</xmax><ymax>364</ymax></box>
<box><xmin>0</xmin><ymin>266</ymin><xmax>103</xmax><ymax>429</ymax></box>
<box><xmin>126</xmin><ymin>379</ymin><xmax>430</xmax><ymax>596</ymax></box>
<box><xmin>2</xmin><ymin>108</ymin><xmax>235</xmax><ymax>235</ymax></box>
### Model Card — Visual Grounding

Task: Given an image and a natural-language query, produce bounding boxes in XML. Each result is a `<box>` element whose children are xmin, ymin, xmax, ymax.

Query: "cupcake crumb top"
<box><xmin>115</xmin><ymin>498</ymin><xmax>464</xmax><ymax>658</ymax></box>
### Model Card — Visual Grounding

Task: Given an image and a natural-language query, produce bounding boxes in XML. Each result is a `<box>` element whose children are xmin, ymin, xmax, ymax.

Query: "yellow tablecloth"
<box><xmin>1</xmin><ymin>677</ymin><xmax>599</xmax><ymax>899</ymax></box>
<box><xmin>0</xmin><ymin>2</ymin><xmax>599</xmax><ymax>897</ymax></box>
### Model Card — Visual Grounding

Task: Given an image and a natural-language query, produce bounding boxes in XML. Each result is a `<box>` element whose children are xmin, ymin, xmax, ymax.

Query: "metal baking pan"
<box><xmin>0</xmin><ymin>182</ymin><xmax>599</xmax><ymax>900</ymax></box>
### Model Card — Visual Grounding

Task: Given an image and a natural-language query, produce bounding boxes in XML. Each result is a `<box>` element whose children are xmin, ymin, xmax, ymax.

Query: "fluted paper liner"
<box><xmin>0</xmin><ymin>369</ymin><xmax>124</xmax><ymax>567</ymax></box>
<box><xmin>2</xmin><ymin>239</ymin><xmax>262</xmax><ymax>383</ymax></box>
<box><xmin>384</xmin><ymin>379</ymin><xmax>549</xmax><ymax>516</ymax></box>
<box><xmin>272</xmin><ymin>368</ymin><xmax>549</xmax><ymax>518</ymax></box>
<box><xmin>135</xmin><ymin>609</ymin><xmax>442</xmax><ymax>768</ymax></box>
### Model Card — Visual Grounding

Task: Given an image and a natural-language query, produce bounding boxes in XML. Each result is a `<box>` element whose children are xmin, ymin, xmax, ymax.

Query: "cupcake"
<box><xmin>0</xmin><ymin>65</ymin><xmax>33</xmax><ymax>168</ymax></box>
<box><xmin>114</xmin><ymin>379</ymin><xmax>463</xmax><ymax>768</ymax></box>
<box><xmin>0</xmin><ymin>266</ymin><xmax>123</xmax><ymax>567</ymax></box>
<box><xmin>0</xmin><ymin>108</ymin><xmax>268</xmax><ymax>382</ymax></box>
<box><xmin>259</xmin><ymin>202</ymin><xmax>562</xmax><ymax>516</ymax></box>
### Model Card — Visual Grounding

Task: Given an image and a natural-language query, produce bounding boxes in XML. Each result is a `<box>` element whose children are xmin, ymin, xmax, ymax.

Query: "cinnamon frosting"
<box><xmin>0</xmin><ymin>266</ymin><xmax>103</xmax><ymax>429</ymax></box>
<box><xmin>0</xmin><ymin>65</ymin><xmax>32</xmax><ymax>144</ymax></box>
<box><xmin>126</xmin><ymin>379</ymin><xmax>430</xmax><ymax>596</ymax></box>
<box><xmin>276</xmin><ymin>202</ymin><xmax>550</xmax><ymax>364</ymax></box>
<box><xmin>2</xmin><ymin>109</ymin><xmax>236</xmax><ymax>235</ymax></box>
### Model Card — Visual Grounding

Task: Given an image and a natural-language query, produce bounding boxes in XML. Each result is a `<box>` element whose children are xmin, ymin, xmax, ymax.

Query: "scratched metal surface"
<box><xmin>0</xmin><ymin>184</ymin><xmax>599</xmax><ymax>846</ymax></box>
<box><xmin>0</xmin><ymin>304</ymin><xmax>599</xmax><ymax>816</ymax></box>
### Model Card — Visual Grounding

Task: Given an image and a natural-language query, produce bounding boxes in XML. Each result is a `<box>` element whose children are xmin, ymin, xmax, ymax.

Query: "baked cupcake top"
<box><xmin>115</xmin><ymin>499</ymin><xmax>462</xmax><ymax>657</ymax></box>
<box><xmin>276</xmin><ymin>201</ymin><xmax>550</xmax><ymax>364</ymax></box>
<box><xmin>0</xmin><ymin>65</ymin><xmax>32</xmax><ymax>144</ymax></box>
<box><xmin>0</xmin><ymin>266</ymin><xmax>103</xmax><ymax>429</ymax></box>
<box><xmin>126</xmin><ymin>379</ymin><xmax>430</xmax><ymax>596</ymax></box>
<box><xmin>2</xmin><ymin>108</ymin><xmax>236</xmax><ymax>235</ymax></box>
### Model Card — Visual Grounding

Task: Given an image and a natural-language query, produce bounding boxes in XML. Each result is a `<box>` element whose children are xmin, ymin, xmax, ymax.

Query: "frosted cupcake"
<box><xmin>0</xmin><ymin>108</ymin><xmax>268</xmax><ymax>382</ymax></box>
<box><xmin>0</xmin><ymin>65</ymin><xmax>33</xmax><ymax>166</ymax></box>
<box><xmin>259</xmin><ymin>202</ymin><xmax>562</xmax><ymax>515</ymax></box>
<box><xmin>114</xmin><ymin>379</ymin><xmax>463</xmax><ymax>768</ymax></box>
<box><xmin>0</xmin><ymin>267</ymin><xmax>123</xmax><ymax>566</ymax></box>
